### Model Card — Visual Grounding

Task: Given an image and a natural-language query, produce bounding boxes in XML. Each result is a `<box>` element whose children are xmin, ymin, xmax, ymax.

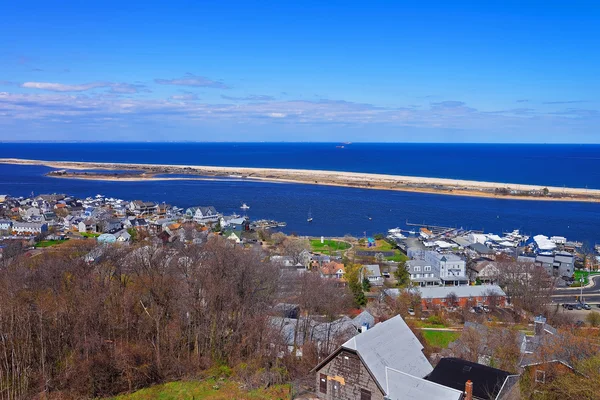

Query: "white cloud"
<box><xmin>21</xmin><ymin>81</ymin><xmax>109</xmax><ymax>92</ymax></box>
<box><xmin>155</xmin><ymin>73</ymin><xmax>229</xmax><ymax>89</ymax></box>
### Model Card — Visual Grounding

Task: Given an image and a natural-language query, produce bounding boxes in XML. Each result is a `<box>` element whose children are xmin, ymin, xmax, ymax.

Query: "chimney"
<box><xmin>464</xmin><ymin>380</ymin><xmax>473</xmax><ymax>400</ymax></box>
<box><xmin>534</xmin><ymin>315</ymin><xmax>547</xmax><ymax>336</ymax></box>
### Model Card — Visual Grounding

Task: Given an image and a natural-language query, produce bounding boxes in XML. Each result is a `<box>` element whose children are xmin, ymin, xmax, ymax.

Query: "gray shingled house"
<box><xmin>312</xmin><ymin>315</ymin><xmax>464</xmax><ymax>400</ymax></box>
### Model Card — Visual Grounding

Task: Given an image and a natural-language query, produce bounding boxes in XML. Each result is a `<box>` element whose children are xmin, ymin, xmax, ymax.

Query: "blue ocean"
<box><xmin>0</xmin><ymin>143</ymin><xmax>599</xmax><ymax>244</ymax></box>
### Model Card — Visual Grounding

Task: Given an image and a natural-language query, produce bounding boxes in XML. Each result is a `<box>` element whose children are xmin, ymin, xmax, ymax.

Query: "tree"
<box><xmin>281</xmin><ymin>237</ymin><xmax>310</xmax><ymax>265</ymax></box>
<box><xmin>345</xmin><ymin>263</ymin><xmax>367</xmax><ymax>307</ymax></box>
<box><xmin>362</xmin><ymin>277</ymin><xmax>371</xmax><ymax>292</ymax></box>
<box><xmin>495</xmin><ymin>257</ymin><xmax>556</xmax><ymax>315</ymax></box>
<box><xmin>394</xmin><ymin>261</ymin><xmax>410</xmax><ymax>287</ymax></box>
<box><xmin>543</xmin><ymin>187</ymin><xmax>549</xmax><ymax>196</ymax></box>
<box><xmin>585</xmin><ymin>312</ymin><xmax>600</xmax><ymax>327</ymax></box>
<box><xmin>445</xmin><ymin>292</ymin><xmax>459</xmax><ymax>308</ymax></box>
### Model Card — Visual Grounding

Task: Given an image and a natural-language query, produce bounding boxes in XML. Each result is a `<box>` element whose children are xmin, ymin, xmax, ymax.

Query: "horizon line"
<box><xmin>1</xmin><ymin>141</ymin><xmax>599</xmax><ymax>145</ymax></box>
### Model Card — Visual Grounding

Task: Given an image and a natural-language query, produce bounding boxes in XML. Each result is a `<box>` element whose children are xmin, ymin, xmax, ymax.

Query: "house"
<box><xmin>311</xmin><ymin>254</ymin><xmax>331</xmax><ymax>269</ymax></box>
<box><xmin>313</xmin><ymin>315</ymin><xmax>463</xmax><ymax>400</ymax></box>
<box><xmin>320</xmin><ymin>261</ymin><xmax>346</xmax><ymax>280</ymax></box>
<box><xmin>78</xmin><ymin>219</ymin><xmax>97</xmax><ymax>233</ymax></box>
<box><xmin>271</xmin><ymin>313</ymin><xmax>365</xmax><ymax>358</ymax></box>
<box><xmin>224</xmin><ymin>230</ymin><xmax>241</xmax><ymax>243</ymax></box>
<box><xmin>129</xmin><ymin>200</ymin><xmax>157</xmax><ymax>215</ymax></box>
<box><xmin>220</xmin><ymin>215</ymin><xmax>250</xmax><ymax>231</ymax></box>
<box><xmin>114</xmin><ymin>229</ymin><xmax>131</xmax><ymax>242</ymax></box>
<box><xmin>12</xmin><ymin>222</ymin><xmax>48</xmax><ymax>235</ymax></box>
<box><xmin>468</xmin><ymin>243</ymin><xmax>496</xmax><ymax>259</ymax></box>
<box><xmin>426</xmin><ymin>358</ymin><xmax>518</xmax><ymax>400</ymax></box>
<box><xmin>0</xmin><ymin>220</ymin><xmax>13</xmax><ymax>231</ymax></box>
<box><xmin>186</xmin><ymin>206</ymin><xmax>220</xmax><ymax>224</ymax></box>
<box><xmin>100</xmin><ymin>218</ymin><xmax>122</xmax><ymax>233</ymax></box>
<box><xmin>384</xmin><ymin>285</ymin><xmax>506</xmax><ymax>310</ymax></box>
<box><xmin>406</xmin><ymin>259</ymin><xmax>440</xmax><ymax>286</ymax></box>
<box><xmin>361</xmin><ymin>264</ymin><xmax>383</xmax><ymax>286</ymax></box>
<box><xmin>273</xmin><ymin>303</ymin><xmax>301</xmax><ymax>319</ymax></box>
<box><xmin>24</xmin><ymin>207</ymin><xmax>41</xmax><ymax>220</ymax></box>
<box><xmin>468</xmin><ymin>260</ymin><xmax>500</xmax><ymax>284</ymax></box>
<box><xmin>535</xmin><ymin>251</ymin><xmax>574</xmax><ymax>279</ymax></box>
<box><xmin>424</xmin><ymin>251</ymin><xmax>468</xmax><ymax>286</ymax></box>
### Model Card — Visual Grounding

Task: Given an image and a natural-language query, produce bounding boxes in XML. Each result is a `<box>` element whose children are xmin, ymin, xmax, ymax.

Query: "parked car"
<box><xmin>583</xmin><ymin>303</ymin><xmax>592</xmax><ymax>310</ymax></box>
<box><xmin>575</xmin><ymin>303</ymin><xmax>583</xmax><ymax>310</ymax></box>
<box><xmin>567</xmin><ymin>304</ymin><xmax>574</xmax><ymax>310</ymax></box>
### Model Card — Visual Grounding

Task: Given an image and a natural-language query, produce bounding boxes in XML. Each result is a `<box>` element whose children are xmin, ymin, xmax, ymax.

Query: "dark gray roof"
<box><xmin>426</xmin><ymin>358</ymin><xmax>510</xmax><ymax>400</ymax></box>
<box><xmin>469</xmin><ymin>242</ymin><xmax>494</xmax><ymax>254</ymax></box>
<box><xmin>352</xmin><ymin>311</ymin><xmax>375</xmax><ymax>329</ymax></box>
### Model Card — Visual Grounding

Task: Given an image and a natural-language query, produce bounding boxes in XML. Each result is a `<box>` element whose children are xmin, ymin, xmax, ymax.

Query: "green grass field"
<box><xmin>421</xmin><ymin>330</ymin><xmax>460</xmax><ymax>349</ymax></box>
<box><xmin>107</xmin><ymin>380</ymin><xmax>290</xmax><ymax>400</ymax></box>
<box><xmin>80</xmin><ymin>232</ymin><xmax>101</xmax><ymax>238</ymax></box>
<box><xmin>573</xmin><ymin>270</ymin><xmax>600</xmax><ymax>286</ymax></box>
<box><xmin>310</xmin><ymin>239</ymin><xmax>351</xmax><ymax>255</ymax></box>
<box><xmin>34</xmin><ymin>239</ymin><xmax>68</xmax><ymax>248</ymax></box>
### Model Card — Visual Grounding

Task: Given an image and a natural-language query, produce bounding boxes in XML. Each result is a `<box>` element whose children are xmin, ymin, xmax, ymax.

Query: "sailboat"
<box><xmin>240</xmin><ymin>203</ymin><xmax>250</xmax><ymax>210</ymax></box>
<box><xmin>307</xmin><ymin>208</ymin><xmax>313</xmax><ymax>223</ymax></box>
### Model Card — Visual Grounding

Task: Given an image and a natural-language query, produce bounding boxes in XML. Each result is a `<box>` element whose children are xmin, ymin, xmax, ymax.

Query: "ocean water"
<box><xmin>0</xmin><ymin>143</ymin><xmax>599</xmax><ymax>244</ymax></box>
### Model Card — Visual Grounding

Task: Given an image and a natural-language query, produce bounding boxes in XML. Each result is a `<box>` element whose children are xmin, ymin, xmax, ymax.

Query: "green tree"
<box><xmin>345</xmin><ymin>263</ymin><xmax>367</xmax><ymax>307</ymax></box>
<box><xmin>362</xmin><ymin>277</ymin><xmax>371</xmax><ymax>292</ymax></box>
<box><xmin>127</xmin><ymin>228</ymin><xmax>138</xmax><ymax>241</ymax></box>
<box><xmin>394</xmin><ymin>261</ymin><xmax>410</xmax><ymax>287</ymax></box>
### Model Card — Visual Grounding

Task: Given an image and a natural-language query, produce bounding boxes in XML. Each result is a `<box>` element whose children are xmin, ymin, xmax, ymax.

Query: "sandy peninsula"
<box><xmin>1</xmin><ymin>158</ymin><xmax>600</xmax><ymax>203</ymax></box>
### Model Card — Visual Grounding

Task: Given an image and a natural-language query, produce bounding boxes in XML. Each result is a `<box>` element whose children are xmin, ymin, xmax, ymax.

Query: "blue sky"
<box><xmin>0</xmin><ymin>0</ymin><xmax>598</xmax><ymax>142</ymax></box>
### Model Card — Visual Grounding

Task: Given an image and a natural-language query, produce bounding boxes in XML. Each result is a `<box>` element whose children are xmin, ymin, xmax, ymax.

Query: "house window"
<box><xmin>360</xmin><ymin>388</ymin><xmax>371</xmax><ymax>400</ymax></box>
<box><xmin>319</xmin><ymin>374</ymin><xmax>327</xmax><ymax>393</ymax></box>
<box><xmin>425</xmin><ymin>266</ymin><xmax>431</xmax><ymax>271</ymax></box>
<box><xmin>535</xmin><ymin>370</ymin><xmax>545</xmax><ymax>383</ymax></box>
<box><xmin>414</xmin><ymin>266</ymin><xmax>421</xmax><ymax>271</ymax></box>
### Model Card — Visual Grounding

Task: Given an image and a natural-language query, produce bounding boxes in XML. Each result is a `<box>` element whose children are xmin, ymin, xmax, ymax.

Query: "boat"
<box><xmin>307</xmin><ymin>209</ymin><xmax>313</xmax><ymax>223</ymax></box>
<box><xmin>240</xmin><ymin>203</ymin><xmax>250</xmax><ymax>210</ymax></box>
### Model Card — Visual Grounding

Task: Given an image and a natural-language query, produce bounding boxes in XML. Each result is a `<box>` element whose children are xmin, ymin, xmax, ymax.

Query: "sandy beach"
<box><xmin>2</xmin><ymin>157</ymin><xmax>600</xmax><ymax>203</ymax></box>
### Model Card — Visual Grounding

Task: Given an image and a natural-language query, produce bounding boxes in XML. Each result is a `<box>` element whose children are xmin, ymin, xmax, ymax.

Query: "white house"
<box><xmin>187</xmin><ymin>206</ymin><xmax>220</xmax><ymax>224</ymax></box>
<box><xmin>361</xmin><ymin>264</ymin><xmax>384</xmax><ymax>286</ymax></box>
<box><xmin>424</xmin><ymin>251</ymin><xmax>468</xmax><ymax>286</ymax></box>
<box><xmin>12</xmin><ymin>222</ymin><xmax>48</xmax><ymax>235</ymax></box>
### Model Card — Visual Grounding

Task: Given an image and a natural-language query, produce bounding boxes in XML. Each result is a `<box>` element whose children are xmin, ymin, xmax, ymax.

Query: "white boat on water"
<box><xmin>307</xmin><ymin>209</ymin><xmax>313</xmax><ymax>223</ymax></box>
<box><xmin>240</xmin><ymin>203</ymin><xmax>250</xmax><ymax>210</ymax></box>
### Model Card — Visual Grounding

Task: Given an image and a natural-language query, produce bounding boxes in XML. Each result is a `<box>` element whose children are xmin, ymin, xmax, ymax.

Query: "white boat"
<box><xmin>240</xmin><ymin>203</ymin><xmax>250</xmax><ymax>210</ymax></box>
<box><xmin>307</xmin><ymin>209</ymin><xmax>313</xmax><ymax>223</ymax></box>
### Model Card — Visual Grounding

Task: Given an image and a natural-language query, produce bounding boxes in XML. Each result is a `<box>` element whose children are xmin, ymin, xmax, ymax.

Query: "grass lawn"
<box><xmin>310</xmin><ymin>239</ymin><xmax>351</xmax><ymax>255</ymax></box>
<box><xmin>356</xmin><ymin>239</ymin><xmax>394</xmax><ymax>252</ymax></box>
<box><xmin>34</xmin><ymin>239</ymin><xmax>68</xmax><ymax>248</ymax></box>
<box><xmin>385</xmin><ymin>252</ymin><xmax>409</xmax><ymax>262</ymax></box>
<box><xmin>80</xmin><ymin>232</ymin><xmax>101</xmax><ymax>238</ymax></box>
<box><xmin>573</xmin><ymin>270</ymin><xmax>600</xmax><ymax>286</ymax></box>
<box><xmin>107</xmin><ymin>379</ymin><xmax>290</xmax><ymax>400</ymax></box>
<box><xmin>421</xmin><ymin>330</ymin><xmax>460</xmax><ymax>349</ymax></box>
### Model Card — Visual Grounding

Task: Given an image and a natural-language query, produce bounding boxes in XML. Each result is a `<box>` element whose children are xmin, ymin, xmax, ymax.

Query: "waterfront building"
<box><xmin>424</xmin><ymin>251</ymin><xmax>468</xmax><ymax>286</ymax></box>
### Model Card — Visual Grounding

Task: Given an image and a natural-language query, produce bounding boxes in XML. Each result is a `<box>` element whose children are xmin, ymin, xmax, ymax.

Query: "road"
<box><xmin>551</xmin><ymin>275</ymin><xmax>600</xmax><ymax>304</ymax></box>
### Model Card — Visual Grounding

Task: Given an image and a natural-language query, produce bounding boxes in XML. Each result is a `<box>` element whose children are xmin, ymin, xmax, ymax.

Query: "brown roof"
<box><xmin>320</xmin><ymin>261</ymin><xmax>345</xmax><ymax>276</ymax></box>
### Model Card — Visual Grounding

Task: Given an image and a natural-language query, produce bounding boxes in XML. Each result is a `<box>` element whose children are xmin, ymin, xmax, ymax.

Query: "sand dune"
<box><xmin>1</xmin><ymin>158</ymin><xmax>599</xmax><ymax>203</ymax></box>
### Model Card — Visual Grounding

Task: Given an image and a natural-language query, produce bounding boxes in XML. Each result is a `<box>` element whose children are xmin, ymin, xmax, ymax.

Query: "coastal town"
<box><xmin>1</xmin><ymin>190</ymin><xmax>600</xmax><ymax>399</ymax></box>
